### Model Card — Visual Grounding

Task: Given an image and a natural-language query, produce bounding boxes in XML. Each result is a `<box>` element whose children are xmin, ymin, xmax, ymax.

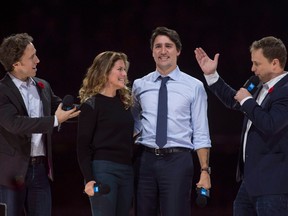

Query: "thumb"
<box><xmin>214</xmin><ymin>53</ymin><xmax>220</xmax><ymax>62</ymax></box>
<box><xmin>57</xmin><ymin>103</ymin><xmax>63</xmax><ymax>110</ymax></box>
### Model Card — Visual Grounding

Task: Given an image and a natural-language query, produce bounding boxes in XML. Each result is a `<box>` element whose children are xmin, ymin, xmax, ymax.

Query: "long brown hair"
<box><xmin>78</xmin><ymin>51</ymin><xmax>133</xmax><ymax>109</ymax></box>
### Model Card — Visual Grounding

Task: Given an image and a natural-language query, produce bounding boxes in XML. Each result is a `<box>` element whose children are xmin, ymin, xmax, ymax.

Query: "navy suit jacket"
<box><xmin>208</xmin><ymin>73</ymin><xmax>288</xmax><ymax>196</ymax></box>
<box><xmin>0</xmin><ymin>73</ymin><xmax>61</xmax><ymax>189</ymax></box>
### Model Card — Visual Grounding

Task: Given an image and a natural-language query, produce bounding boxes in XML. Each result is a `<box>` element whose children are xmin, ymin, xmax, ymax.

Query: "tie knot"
<box><xmin>160</xmin><ymin>76</ymin><xmax>169</xmax><ymax>85</ymax></box>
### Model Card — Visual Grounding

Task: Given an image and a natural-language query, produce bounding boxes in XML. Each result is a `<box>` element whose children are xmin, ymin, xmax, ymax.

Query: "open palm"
<box><xmin>194</xmin><ymin>47</ymin><xmax>219</xmax><ymax>75</ymax></box>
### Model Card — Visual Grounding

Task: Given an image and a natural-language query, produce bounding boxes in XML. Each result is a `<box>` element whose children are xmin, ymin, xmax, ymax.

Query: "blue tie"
<box><xmin>156</xmin><ymin>76</ymin><xmax>169</xmax><ymax>148</ymax></box>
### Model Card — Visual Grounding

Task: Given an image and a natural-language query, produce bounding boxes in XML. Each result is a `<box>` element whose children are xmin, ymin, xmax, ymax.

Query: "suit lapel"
<box><xmin>261</xmin><ymin>73</ymin><xmax>288</xmax><ymax>107</ymax></box>
<box><xmin>260</xmin><ymin>92</ymin><xmax>270</xmax><ymax>107</ymax></box>
<box><xmin>241</xmin><ymin>84</ymin><xmax>262</xmax><ymax>126</ymax></box>
<box><xmin>33</xmin><ymin>77</ymin><xmax>49</xmax><ymax>116</ymax></box>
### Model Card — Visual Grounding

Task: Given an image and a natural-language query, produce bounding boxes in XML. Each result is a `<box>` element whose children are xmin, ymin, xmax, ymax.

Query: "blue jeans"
<box><xmin>234</xmin><ymin>181</ymin><xmax>288</xmax><ymax>216</ymax></box>
<box><xmin>0</xmin><ymin>163</ymin><xmax>51</xmax><ymax>216</ymax></box>
<box><xmin>89</xmin><ymin>160</ymin><xmax>134</xmax><ymax>216</ymax></box>
<box><xmin>135</xmin><ymin>151</ymin><xmax>194</xmax><ymax>216</ymax></box>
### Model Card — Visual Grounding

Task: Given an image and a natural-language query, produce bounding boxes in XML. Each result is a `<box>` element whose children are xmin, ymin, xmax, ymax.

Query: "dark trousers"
<box><xmin>90</xmin><ymin>160</ymin><xmax>134</xmax><ymax>216</ymax></box>
<box><xmin>0</xmin><ymin>163</ymin><xmax>51</xmax><ymax>216</ymax></box>
<box><xmin>134</xmin><ymin>150</ymin><xmax>194</xmax><ymax>216</ymax></box>
<box><xmin>233</xmin><ymin>181</ymin><xmax>288</xmax><ymax>216</ymax></box>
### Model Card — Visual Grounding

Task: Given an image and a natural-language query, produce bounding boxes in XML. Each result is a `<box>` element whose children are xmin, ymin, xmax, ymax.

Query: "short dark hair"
<box><xmin>0</xmin><ymin>33</ymin><xmax>33</xmax><ymax>72</ymax></box>
<box><xmin>150</xmin><ymin>26</ymin><xmax>182</xmax><ymax>52</ymax></box>
<box><xmin>250</xmin><ymin>36</ymin><xmax>287</xmax><ymax>69</ymax></box>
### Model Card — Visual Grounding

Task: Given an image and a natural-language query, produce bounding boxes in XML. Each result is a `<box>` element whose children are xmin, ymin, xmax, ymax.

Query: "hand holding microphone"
<box><xmin>55</xmin><ymin>95</ymin><xmax>80</xmax><ymax>124</ymax></box>
<box><xmin>233</xmin><ymin>75</ymin><xmax>260</xmax><ymax>108</ymax></box>
<box><xmin>84</xmin><ymin>180</ymin><xmax>110</xmax><ymax>196</ymax></box>
<box><xmin>62</xmin><ymin>94</ymin><xmax>75</xmax><ymax>111</ymax></box>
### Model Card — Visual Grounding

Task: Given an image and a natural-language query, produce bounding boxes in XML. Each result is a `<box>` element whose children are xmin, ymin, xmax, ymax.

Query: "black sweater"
<box><xmin>77</xmin><ymin>94</ymin><xmax>134</xmax><ymax>182</ymax></box>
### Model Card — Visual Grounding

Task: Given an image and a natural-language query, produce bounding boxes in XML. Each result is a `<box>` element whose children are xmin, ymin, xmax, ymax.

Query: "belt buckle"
<box><xmin>154</xmin><ymin>148</ymin><xmax>162</xmax><ymax>156</ymax></box>
<box><xmin>31</xmin><ymin>157</ymin><xmax>36</xmax><ymax>163</ymax></box>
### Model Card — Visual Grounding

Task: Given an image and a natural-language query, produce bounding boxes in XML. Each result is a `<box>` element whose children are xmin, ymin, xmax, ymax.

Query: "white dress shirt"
<box><xmin>9</xmin><ymin>73</ymin><xmax>45</xmax><ymax>157</ymax></box>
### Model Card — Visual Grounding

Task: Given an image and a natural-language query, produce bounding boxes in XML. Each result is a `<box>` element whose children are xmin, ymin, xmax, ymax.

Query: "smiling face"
<box><xmin>105</xmin><ymin>59</ymin><xmax>127</xmax><ymax>93</ymax></box>
<box><xmin>152</xmin><ymin>35</ymin><xmax>180</xmax><ymax>75</ymax></box>
<box><xmin>12</xmin><ymin>43</ymin><xmax>40</xmax><ymax>81</ymax></box>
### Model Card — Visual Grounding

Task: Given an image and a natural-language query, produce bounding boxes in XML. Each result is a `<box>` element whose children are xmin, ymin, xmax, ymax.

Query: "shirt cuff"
<box><xmin>204</xmin><ymin>71</ymin><xmax>219</xmax><ymax>86</ymax></box>
<box><xmin>54</xmin><ymin>115</ymin><xmax>59</xmax><ymax>127</ymax></box>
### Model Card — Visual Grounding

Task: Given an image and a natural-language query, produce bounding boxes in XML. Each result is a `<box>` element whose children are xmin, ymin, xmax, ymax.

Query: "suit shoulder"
<box><xmin>0</xmin><ymin>81</ymin><xmax>11</xmax><ymax>94</ymax></box>
<box><xmin>33</xmin><ymin>77</ymin><xmax>51</xmax><ymax>87</ymax></box>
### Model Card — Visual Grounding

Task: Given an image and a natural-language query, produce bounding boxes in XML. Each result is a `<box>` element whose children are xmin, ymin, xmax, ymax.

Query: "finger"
<box><xmin>198</xmin><ymin>47</ymin><xmax>206</xmax><ymax>56</ymax></box>
<box><xmin>214</xmin><ymin>53</ymin><xmax>220</xmax><ymax>62</ymax></box>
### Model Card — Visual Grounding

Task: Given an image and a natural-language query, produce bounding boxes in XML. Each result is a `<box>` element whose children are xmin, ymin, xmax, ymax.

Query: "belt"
<box><xmin>29</xmin><ymin>156</ymin><xmax>46</xmax><ymax>165</ymax></box>
<box><xmin>142</xmin><ymin>146</ymin><xmax>191</xmax><ymax>156</ymax></box>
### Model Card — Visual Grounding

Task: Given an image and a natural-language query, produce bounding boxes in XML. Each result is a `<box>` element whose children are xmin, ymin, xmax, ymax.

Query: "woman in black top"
<box><xmin>77</xmin><ymin>51</ymin><xmax>134</xmax><ymax>216</ymax></box>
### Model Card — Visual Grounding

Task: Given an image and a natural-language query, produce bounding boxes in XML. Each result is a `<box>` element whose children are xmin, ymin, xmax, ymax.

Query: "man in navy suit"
<box><xmin>195</xmin><ymin>36</ymin><xmax>288</xmax><ymax>215</ymax></box>
<box><xmin>0</xmin><ymin>33</ymin><xmax>80</xmax><ymax>216</ymax></box>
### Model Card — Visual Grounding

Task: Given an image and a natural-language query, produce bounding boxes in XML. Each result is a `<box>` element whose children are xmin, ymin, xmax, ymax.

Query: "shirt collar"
<box><xmin>8</xmin><ymin>72</ymin><xmax>36</xmax><ymax>89</ymax></box>
<box><xmin>263</xmin><ymin>72</ymin><xmax>288</xmax><ymax>90</ymax></box>
<box><xmin>153</xmin><ymin>66</ymin><xmax>181</xmax><ymax>82</ymax></box>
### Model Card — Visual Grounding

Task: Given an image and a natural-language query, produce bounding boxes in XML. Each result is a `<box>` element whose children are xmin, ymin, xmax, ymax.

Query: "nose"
<box><xmin>122</xmin><ymin>70</ymin><xmax>127</xmax><ymax>76</ymax></box>
<box><xmin>160</xmin><ymin>47</ymin><xmax>167</xmax><ymax>54</ymax></box>
<box><xmin>35</xmin><ymin>55</ymin><xmax>40</xmax><ymax>63</ymax></box>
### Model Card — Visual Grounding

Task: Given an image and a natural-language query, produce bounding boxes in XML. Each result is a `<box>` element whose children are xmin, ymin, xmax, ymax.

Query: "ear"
<box><xmin>271</xmin><ymin>58</ymin><xmax>279</xmax><ymax>66</ymax></box>
<box><xmin>13</xmin><ymin>62</ymin><xmax>20</xmax><ymax>67</ymax></box>
<box><xmin>271</xmin><ymin>58</ymin><xmax>282</xmax><ymax>72</ymax></box>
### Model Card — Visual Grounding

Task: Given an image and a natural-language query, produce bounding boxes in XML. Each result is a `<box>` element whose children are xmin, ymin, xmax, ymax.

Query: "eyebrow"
<box><xmin>154</xmin><ymin>42</ymin><xmax>174</xmax><ymax>46</ymax></box>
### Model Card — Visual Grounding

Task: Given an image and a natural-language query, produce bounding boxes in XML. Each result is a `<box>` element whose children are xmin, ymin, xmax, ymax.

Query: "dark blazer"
<box><xmin>0</xmin><ymin>73</ymin><xmax>61</xmax><ymax>189</ymax></box>
<box><xmin>208</xmin><ymin>73</ymin><xmax>288</xmax><ymax>196</ymax></box>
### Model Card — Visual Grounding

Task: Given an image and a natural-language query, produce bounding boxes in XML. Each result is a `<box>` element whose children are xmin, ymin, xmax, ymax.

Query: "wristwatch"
<box><xmin>201</xmin><ymin>167</ymin><xmax>211</xmax><ymax>175</ymax></box>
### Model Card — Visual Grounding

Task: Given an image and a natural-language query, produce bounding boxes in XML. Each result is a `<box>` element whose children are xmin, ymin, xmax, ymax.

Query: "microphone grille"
<box><xmin>250</xmin><ymin>75</ymin><xmax>260</xmax><ymax>85</ymax></box>
<box><xmin>62</xmin><ymin>95</ymin><xmax>74</xmax><ymax>106</ymax></box>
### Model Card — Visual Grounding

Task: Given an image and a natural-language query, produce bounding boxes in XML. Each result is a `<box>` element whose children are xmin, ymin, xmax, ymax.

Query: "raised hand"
<box><xmin>194</xmin><ymin>47</ymin><xmax>220</xmax><ymax>75</ymax></box>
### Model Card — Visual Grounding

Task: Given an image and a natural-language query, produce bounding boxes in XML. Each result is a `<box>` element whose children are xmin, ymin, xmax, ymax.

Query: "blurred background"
<box><xmin>1</xmin><ymin>0</ymin><xmax>288</xmax><ymax>215</ymax></box>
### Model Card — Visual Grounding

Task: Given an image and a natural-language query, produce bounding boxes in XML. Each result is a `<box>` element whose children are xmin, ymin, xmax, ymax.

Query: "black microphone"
<box><xmin>93</xmin><ymin>182</ymin><xmax>111</xmax><ymax>196</ymax></box>
<box><xmin>233</xmin><ymin>75</ymin><xmax>260</xmax><ymax>108</ymax></box>
<box><xmin>196</xmin><ymin>187</ymin><xmax>210</xmax><ymax>208</ymax></box>
<box><xmin>62</xmin><ymin>95</ymin><xmax>75</xmax><ymax>111</ymax></box>
<box><xmin>242</xmin><ymin>75</ymin><xmax>260</xmax><ymax>94</ymax></box>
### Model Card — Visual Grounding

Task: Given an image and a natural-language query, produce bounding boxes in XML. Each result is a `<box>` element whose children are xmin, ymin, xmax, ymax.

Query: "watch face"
<box><xmin>207</xmin><ymin>167</ymin><xmax>211</xmax><ymax>174</ymax></box>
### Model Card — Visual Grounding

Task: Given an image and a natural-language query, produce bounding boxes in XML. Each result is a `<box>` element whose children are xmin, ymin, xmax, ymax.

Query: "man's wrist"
<box><xmin>201</xmin><ymin>167</ymin><xmax>211</xmax><ymax>175</ymax></box>
<box><xmin>204</xmin><ymin>71</ymin><xmax>219</xmax><ymax>86</ymax></box>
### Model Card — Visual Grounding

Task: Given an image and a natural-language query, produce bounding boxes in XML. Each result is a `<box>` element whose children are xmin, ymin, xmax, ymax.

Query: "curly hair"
<box><xmin>78</xmin><ymin>51</ymin><xmax>133</xmax><ymax>109</ymax></box>
<box><xmin>0</xmin><ymin>33</ymin><xmax>33</xmax><ymax>72</ymax></box>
